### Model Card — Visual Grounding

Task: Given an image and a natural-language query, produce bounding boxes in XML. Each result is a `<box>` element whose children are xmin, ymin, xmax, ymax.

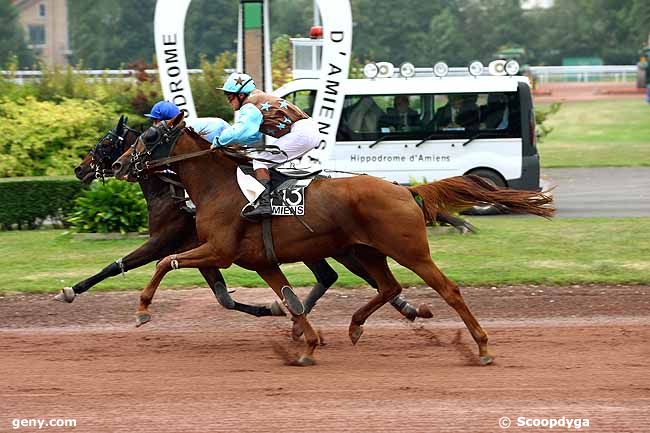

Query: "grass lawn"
<box><xmin>1</xmin><ymin>217</ymin><xmax>649</xmax><ymax>294</ymax></box>
<box><xmin>538</xmin><ymin>99</ymin><xmax>650</xmax><ymax>168</ymax></box>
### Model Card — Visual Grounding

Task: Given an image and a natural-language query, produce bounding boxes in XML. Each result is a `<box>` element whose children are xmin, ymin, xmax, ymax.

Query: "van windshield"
<box><xmin>336</xmin><ymin>92</ymin><xmax>520</xmax><ymax>141</ymax></box>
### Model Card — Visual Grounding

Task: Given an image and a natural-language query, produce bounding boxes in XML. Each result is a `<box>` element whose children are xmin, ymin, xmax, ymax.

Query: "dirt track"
<box><xmin>1</xmin><ymin>285</ymin><xmax>649</xmax><ymax>433</ymax></box>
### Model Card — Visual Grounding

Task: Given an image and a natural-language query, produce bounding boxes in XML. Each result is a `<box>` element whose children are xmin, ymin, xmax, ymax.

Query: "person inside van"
<box><xmin>436</xmin><ymin>94</ymin><xmax>480</xmax><ymax>130</ymax></box>
<box><xmin>344</xmin><ymin>96</ymin><xmax>385</xmax><ymax>135</ymax></box>
<box><xmin>481</xmin><ymin>93</ymin><xmax>509</xmax><ymax>130</ymax></box>
<box><xmin>380</xmin><ymin>95</ymin><xmax>421</xmax><ymax>131</ymax></box>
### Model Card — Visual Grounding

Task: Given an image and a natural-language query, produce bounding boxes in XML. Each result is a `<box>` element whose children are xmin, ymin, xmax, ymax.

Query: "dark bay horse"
<box><xmin>59</xmin><ymin>116</ymin><xmax>284</xmax><ymax>317</ymax></box>
<box><xmin>63</xmin><ymin>115</ymin><xmax>434</xmax><ymax>326</ymax></box>
<box><xmin>112</xmin><ymin>114</ymin><xmax>554</xmax><ymax>366</ymax></box>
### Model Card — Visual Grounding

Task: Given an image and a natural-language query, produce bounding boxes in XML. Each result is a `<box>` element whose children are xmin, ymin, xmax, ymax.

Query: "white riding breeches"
<box><xmin>251</xmin><ymin>119</ymin><xmax>320</xmax><ymax>170</ymax></box>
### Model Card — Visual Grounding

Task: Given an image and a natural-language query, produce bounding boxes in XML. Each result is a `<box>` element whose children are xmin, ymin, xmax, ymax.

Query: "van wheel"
<box><xmin>462</xmin><ymin>169</ymin><xmax>506</xmax><ymax>215</ymax></box>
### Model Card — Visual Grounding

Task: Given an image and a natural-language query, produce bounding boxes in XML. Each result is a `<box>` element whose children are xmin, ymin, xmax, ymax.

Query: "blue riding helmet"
<box><xmin>217</xmin><ymin>72</ymin><xmax>256</xmax><ymax>95</ymax></box>
<box><xmin>145</xmin><ymin>101</ymin><xmax>181</xmax><ymax>120</ymax></box>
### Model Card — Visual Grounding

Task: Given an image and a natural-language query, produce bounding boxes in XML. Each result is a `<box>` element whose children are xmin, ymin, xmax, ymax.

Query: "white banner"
<box><xmin>154</xmin><ymin>0</ymin><xmax>197</xmax><ymax>120</ymax></box>
<box><xmin>309</xmin><ymin>0</ymin><xmax>353</xmax><ymax>169</ymax></box>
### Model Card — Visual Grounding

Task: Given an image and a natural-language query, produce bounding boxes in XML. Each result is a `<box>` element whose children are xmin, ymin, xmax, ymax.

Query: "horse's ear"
<box><xmin>169</xmin><ymin>111</ymin><xmax>185</xmax><ymax>128</ymax></box>
<box><xmin>116</xmin><ymin>115</ymin><xmax>125</xmax><ymax>134</ymax></box>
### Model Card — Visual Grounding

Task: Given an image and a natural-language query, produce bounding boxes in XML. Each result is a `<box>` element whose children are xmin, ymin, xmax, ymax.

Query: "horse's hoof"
<box><xmin>270</xmin><ymin>301</ymin><xmax>287</xmax><ymax>317</ymax></box>
<box><xmin>135</xmin><ymin>313</ymin><xmax>151</xmax><ymax>327</ymax></box>
<box><xmin>54</xmin><ymin>287</ymin><xmax>76</xmax><ymax>303</ymax></box>
<box><xmin>417</xmin><ymin>304</ymin><xmax>433</xmax><ymax>319</ymax></box>
<box><xmin>479</xmin><ymin>355</ymin><xmax>494</xmax><ymax>366</ymax></box>
<box><xmin>281</xmin><ymin>286</ymin><xmax>305</xmax><ymax>316</ymax></box>
<box><xmin>349</xmin><ymin>324</ymin><xmax>364</xmax><ymax>345</ymax></box>
<box><xmin>291</xmin><ymin>321</ymin><xmax>305</xmax><ymax>342</ymax></box>
<box><xmin>294</xmin><ymin>355</ymin><xmax>316</xmax><ymax>367</ymax></box>
<box><xmin>401</xmin><ymin>305</ymin><xmax>418</xmax><ymax>322</ymax></box>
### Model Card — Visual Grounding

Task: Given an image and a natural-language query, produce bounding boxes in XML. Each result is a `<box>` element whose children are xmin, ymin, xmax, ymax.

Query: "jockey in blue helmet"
<box><xmin>212</xmin><ymin>72</ymin><xmax>320</xmax><ymax>218</ymax></box>
<box><xmin>146</xmin><ymin>100</ymin><xmax>230</xmax><ymax>144</ymax></box>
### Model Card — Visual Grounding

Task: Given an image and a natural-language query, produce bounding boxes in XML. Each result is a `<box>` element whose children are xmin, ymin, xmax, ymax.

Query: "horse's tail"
<box><xmin>408</xmin><ymin>175</ymin><xmax>555</xmax><ymax>223</ymax></box>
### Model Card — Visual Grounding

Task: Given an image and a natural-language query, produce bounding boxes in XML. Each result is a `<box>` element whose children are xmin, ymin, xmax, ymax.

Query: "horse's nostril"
<box><xmin>74</xmin><ymin>166</ymin><xmax>82</xmax><ymax>176</ymax></box>
<box><xmin>112</xmin><ymin>161</ymin><xmax>122</xmax><ymax>173</ymax></box>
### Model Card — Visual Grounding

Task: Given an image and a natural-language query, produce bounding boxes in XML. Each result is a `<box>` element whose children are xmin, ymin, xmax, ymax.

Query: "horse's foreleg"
<box><xmin>256</xmin><ymin>267</ymin><xmax>320</xmax><ymax>366</ymax></box>
<box><xmin>135</xmin><ymin>243</ymin><xmax>220</xmax><ymax>327</ymax></box>
<box><xmin>198</xmin><ymin>268</ymin><xmax>285</xmax><ymax>317</ymax></box>
<box><xmin>345</xmin><ymin>248</ymin><xmax>403</xmax><ymax>345</ymax></box>
<box><xmin>56</xmin><ymin>236</ymin><xmax>171</xmax><ymax>303</ymax></box>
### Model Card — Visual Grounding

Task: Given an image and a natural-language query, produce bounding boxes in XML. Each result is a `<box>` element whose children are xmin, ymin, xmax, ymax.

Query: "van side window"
<box><xmin>431</xmin><ymin>92</ymin><xmax>520</xmax><ymax>137</ymax></box>
<box><xmin>337</xmin><ymin>92</ymin><xmax>520</xmax><ymax>141</ymax></box>
<box><xmin>337</xmin><ymin>94</ymin><xmax>424</xmax><ymax>140</ymax></box>
<box><xmin>283</xmin><ymin>90</ymin><xmax>316</xmax><ymax>116</ymax></box>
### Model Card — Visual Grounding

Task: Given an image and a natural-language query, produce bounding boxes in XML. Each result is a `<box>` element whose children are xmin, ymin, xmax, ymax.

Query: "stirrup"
<box><xmin>243</xmin><ymin>202</ymin><xmax>271</xmax><ymax>218</ymax></box>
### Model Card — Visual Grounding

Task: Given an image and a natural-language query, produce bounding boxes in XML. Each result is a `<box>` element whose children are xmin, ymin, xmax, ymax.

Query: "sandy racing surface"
<box><xmin>1</xmin><ymin>285</ymin><xmax>649</xmax><ymax>433</ymax></box>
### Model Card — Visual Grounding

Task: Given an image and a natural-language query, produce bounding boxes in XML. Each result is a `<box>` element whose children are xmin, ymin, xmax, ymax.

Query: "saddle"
<box><xmin>239</xmin><ymin>165</ymin><xmax>323</xmax><ymax>188</ymax></box>
<box><xmin>237</xmin><ymin>165</ymin><xmax>325</xmax><ymax>266</ymax></box>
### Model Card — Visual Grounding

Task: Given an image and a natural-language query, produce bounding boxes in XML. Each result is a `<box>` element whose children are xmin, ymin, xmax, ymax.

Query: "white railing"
<box><xmin>1</xmin><ymin>65</ymin><xmax>639</xmax><ymax>84</ymax></box>
<box><xmin>0</xmin><ymin>68</ymin><xmax>204</xmax><ymax>84</ymax></box>
<box><xmin>529</xmin><ymin>65</ymin><xmax>637</xmax><ymax>83</ymax></box>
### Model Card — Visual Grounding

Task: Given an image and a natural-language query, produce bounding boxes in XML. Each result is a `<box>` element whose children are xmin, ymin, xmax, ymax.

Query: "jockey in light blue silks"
<box><xmin>211</xmin><ymin>72</ymin><xmax>320</xmax><ymax>218</ymax></box>
<box><xmin>145</xmin><ymin>100</ymin><xmax>229</xmax><ymax>144</ymax></box>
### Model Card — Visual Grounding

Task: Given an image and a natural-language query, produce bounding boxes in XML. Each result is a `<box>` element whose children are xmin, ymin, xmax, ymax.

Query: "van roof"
<box><xmin>274</xmin><ymin>75</ymin><xmax>530</xmax><ymax>96</ymax></box>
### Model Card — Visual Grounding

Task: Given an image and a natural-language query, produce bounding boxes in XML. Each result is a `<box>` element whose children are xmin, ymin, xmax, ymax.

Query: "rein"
<box><xmin>142</xmin><ymin>148</ymin><xmax>214</xmax><ymax>171</ymax></box>
<box><xmin>132</xmin><ymin>126</ymin><xmax>288</xmax><ymax>175</ymax></box>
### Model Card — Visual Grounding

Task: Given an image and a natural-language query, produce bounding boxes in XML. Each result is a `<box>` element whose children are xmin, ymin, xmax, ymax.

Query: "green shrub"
<box><xmin>0</xmin><ymin>96</ymin><xmax>118</xmax><ymax>177</ymax></box>
<box><xmin>0</xmin><ymin>176</ymin><xmax>85</xmax><ymax>229</ymax></box>
<box><xmin>66</xmin><ymin>179</ymin><xmax>147</xmax><ymax>233</ymax></box>
<box><xmin>535</xmin><ymin>102</ymin><xmax>562</xmax><ymax>141</ymax></box>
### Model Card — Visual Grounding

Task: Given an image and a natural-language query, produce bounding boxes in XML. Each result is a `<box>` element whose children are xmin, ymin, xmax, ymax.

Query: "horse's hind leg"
<box><xmin>198</xmin><ymin>268</ymin><xmax>285</xmax><ymax>317</ymax></box>
<box><xmin>303</xmin><ymin>259</ymin><xmax>339</xmax><ymax>314</ymax></box>
<box><xmin>341</xmin><ymin>249</ymin><xmax>432</xmax><ymax>320</ymax></box>
<box><xmin>409</xmin><ymin>258</ymin><xmax>492</xmax><ymax>365</ymax></box>
<box><xmin>345</xmin><ymin>248</ymin><xmax>403</xmax><ymax>345</ymax></box>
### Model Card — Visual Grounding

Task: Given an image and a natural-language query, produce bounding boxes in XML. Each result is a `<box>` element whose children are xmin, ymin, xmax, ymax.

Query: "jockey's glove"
<box><xmin>210</xmin><ymin>136</ymin><xmax>222</xmax><ymax>149</ymax></box>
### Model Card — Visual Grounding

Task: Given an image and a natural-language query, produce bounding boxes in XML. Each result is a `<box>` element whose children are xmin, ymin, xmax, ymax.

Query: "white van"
<box><xmin>273</xmin><ymin>69</ymin><xmax>540</xmax><ymax>191</ymax></box>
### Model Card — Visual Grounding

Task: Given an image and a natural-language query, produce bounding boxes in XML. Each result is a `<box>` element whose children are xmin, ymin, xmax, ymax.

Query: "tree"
<box><xmin>185</xmin><ymin>0</ymin><xmax>238</xmax><ymax>68</ymax></box>
<box><xmin>0</xmin><ymin>0</ymin><xmax>35</xmax><ymax>68</ymax></box>
<box><xmin>68</xmin><ymin>0</ymin><xmax>156</xmax><ymax>68</ymax></box>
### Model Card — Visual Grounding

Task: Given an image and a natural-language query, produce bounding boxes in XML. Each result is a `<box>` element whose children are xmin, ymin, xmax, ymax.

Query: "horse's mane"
<box><xmin>184</xmin><ymin>126</ymin><xmax>207</xmax><ymax>141</ymax></box>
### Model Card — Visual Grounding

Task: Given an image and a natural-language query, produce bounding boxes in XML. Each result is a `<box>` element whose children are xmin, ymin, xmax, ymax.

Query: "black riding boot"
<box><xmin>244</xmin><ymin>179</ymin><xmax>272</xmax><ymax>218</ymax></box>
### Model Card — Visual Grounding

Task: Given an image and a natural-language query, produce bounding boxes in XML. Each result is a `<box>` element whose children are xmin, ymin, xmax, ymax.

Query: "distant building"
<box><xmin>13</xmin><ymin>0</ymin><xmax>71</xmax><ymax>66</ymax></box>
<box><xmin>521</xmin><ymin>0</ymin><xmax>554</xmax><ymax>9</ymax></box>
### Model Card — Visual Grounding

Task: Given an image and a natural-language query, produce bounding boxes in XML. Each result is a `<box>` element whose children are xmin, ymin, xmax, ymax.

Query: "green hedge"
<box><xmin>0</xmin><ymin>176</ymin><xmax>85</xmax><ymax>229</ymax></box>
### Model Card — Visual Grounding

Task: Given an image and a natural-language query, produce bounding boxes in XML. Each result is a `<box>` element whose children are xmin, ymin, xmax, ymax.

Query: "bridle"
<box><xmin>129</xmin><ymin>122</ymin><xmax>185</xmax><ymax>179</ymax></box>
<box><xmin>90</xmin><ymin>125</ymin><xmax>138</xmax><ymax>182</ymax></box>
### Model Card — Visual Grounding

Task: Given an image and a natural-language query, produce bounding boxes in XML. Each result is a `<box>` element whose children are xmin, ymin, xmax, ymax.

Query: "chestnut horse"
<box><xmin>65</xmin><ymin>116</ymin><xmax>435</xmax><ymax>325</ymax></box>
<box><xmin>113</xmin><ymin>113</ymin><xmax>553</xmax><ymax>366</ymax></box>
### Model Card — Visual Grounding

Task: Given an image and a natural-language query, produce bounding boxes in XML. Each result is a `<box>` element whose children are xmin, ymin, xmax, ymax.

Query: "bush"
<box><xmin>535</xmin><ymin>102</ymin><xmax>562</xmax><ymax>140</ymax></box>
<box><xmin>66</xmin><ymin>179</ymin><xmax>147</xmax><ymax>233</ymax></box>
<box><xmin>0</xmin><ymin>96</ymin><xmax>118</xmax><ymax>177</ymax></box>
<box><xmin>0</xmin><ymin>177</ymin><xmax>85</xmax><ymax>229</ymax></box>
